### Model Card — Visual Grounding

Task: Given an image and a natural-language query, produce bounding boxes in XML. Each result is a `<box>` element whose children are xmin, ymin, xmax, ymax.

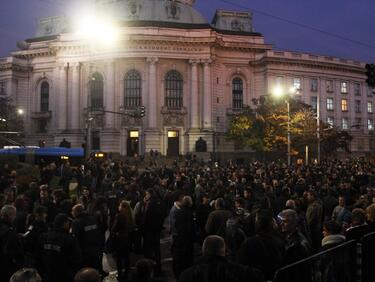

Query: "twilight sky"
<box><xmin>1</xmin><ymin>0</ymin><xmax>374</xmax><ymax>62</ymax></box>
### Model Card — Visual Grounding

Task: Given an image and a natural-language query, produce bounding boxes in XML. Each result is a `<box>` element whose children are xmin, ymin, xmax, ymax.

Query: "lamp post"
<box><xmin>272</xmin><ymin>86</ymin><xmax>296</xmax><ymax>166</ymax></box>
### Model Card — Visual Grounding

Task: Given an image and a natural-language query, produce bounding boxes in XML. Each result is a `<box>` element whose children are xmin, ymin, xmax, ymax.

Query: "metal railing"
<box><xmin>361</xmin><ymin>231</ymin><xmax>375</xmax><ymax>282</ymax></box>
<box><xmin>273</xmin><ymin>240</ymin><xmax>357</xmax><ymax>282</ymax></box>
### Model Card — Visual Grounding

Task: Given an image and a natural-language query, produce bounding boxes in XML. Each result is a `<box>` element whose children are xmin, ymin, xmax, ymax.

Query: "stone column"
<box><xmin>105</xmin><ymin>60</ymin><xmax>115</xmax><ymax>129</ymax></box>
<box><xmin>70</xmin><ymin>62</ymin><xmax>80</xmax><ymax>129</ymax></box>
<box><xmin>58</xmin><ymin>64</ymin><xmax>67</xmax><ymax>131</ymax></box>
<box><xmin>203</xmin><ymin>59</ymin><xmax>212</xmax><ymax>129</ymax></box>
<box><xmin>190</xmin><ymin>59</ymin><xmax>199</xmax><ymax>129</ymax></box>
<box><xmin>147</xmin><ymin>57</ymin><xmax>158</xmax><ymax>129</ymax></box>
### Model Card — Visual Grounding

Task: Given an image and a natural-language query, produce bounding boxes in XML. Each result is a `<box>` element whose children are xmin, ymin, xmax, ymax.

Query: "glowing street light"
<box><xmin>17</xmin><ymin>109</ymin><xmax>24</xmax><ymax>115</ymax></box>
<box><xmin>272</xmin><ymin>86</ymin><xmax>297</xmax><ymax>166</ymax></box>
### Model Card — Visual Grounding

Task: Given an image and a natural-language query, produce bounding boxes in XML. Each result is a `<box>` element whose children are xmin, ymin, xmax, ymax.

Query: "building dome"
<box><xmin>96</xmin><ymin>0</ymin><xmax>207</xmax><ymax>25</ymax></box>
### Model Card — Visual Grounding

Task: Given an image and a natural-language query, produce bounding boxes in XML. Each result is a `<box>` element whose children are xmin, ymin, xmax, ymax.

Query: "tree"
<box><xmin>0</xmin><ymin>97</ymin><xmax>24</xmax><ymax>146</ymax></box>
<box><xmin>227</xmin><ymin>96</ymin><xmax>352</xmax><ymax>160</ymax></box>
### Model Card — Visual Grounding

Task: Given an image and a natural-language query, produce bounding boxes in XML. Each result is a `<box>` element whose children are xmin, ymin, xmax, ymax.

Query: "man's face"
<box><xmin>280</xmin><ymin>215</ymin><xmax>296</xmax><ymax>234</ymax></box>
<box><xmin>339</xmin><ymin>197</ymin><xmax>345</xmax><ymax>207</ymax></box>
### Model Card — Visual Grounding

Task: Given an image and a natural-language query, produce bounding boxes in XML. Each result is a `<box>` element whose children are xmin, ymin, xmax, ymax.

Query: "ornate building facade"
<box><xmin>0</xmin><ymin>0</ymin><xmax>373</xmax><ymax>157</ymax></box>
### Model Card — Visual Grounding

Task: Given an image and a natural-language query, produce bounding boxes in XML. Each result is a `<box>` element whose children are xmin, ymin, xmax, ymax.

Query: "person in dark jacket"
<box><xmin>172</xmin><ymin>195</ymin><xmax>195</xmax><ymax>279</ymax></box>
<box><xmin>110</xmin><ymin>200</ymin><xmax>135</xmax><ymax>280</ymax></box>
<box><xmin>205</xmin><ymin>198</ymin><xmax>232</xmax><ymax>237</ymax></box>
<box><xmin>140</xmin><ymin>189</ymin><xmax>164</xmax><ymax>275</ymax></box>
<box><xmin>23</xmin><ymin>205</ymin><xmax>49</xmax><ymax>272</ymax></box>
<box><xmin>41</xmin><ymin>213</ymin><xmax>82</xmax><ymax>282</ymax></box>
<box><xmin>237</xmin><ymin>209</ymin><xmax>285</xmax><ymax>281</ymax></box>
<box><xmin>179</xmin><ymin>235</ymin><xmax>264</xmax><ymax>282</ymax></box>
<box><xmin>0</xmin><ymin>205</ymin><xmax>24</xmax><ymax>281</ymax></box>
<box><xmin>278</xmin><ymin>209</ymin><xmax>311</xmax><ymax>265</ymax></box>
<box><xmin>71</xmin><ymin>204</ymin><xmax>103</xmax><ymax>271</ymax></box>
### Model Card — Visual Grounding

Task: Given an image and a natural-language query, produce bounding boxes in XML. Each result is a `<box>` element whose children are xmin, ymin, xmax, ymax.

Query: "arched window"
<box><xmin>232</xmin><ymin>78</ymin><xmax>243</xmax><ymax>109</ymax></box>
<box><xmin>124</xmin><ymin>70</ymin><xmax>142</xmax><ymax>108</ymax></box>
<box><xmin>40</xmin><ymin>82</ymin><xmax>49</xmax><ymax>112</ymax></box>
<box><xmin>165</xmin><ymin>70</ymin><xmax>183</xmax><ymax>109</ymax></box>
<box><xmin>90</xmin><ymin>72</ymin><xmax>104</xmax><ymax>109</ymax></box>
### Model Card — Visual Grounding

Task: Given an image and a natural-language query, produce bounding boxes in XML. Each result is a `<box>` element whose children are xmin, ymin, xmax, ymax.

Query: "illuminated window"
<box><xmin>368</xmin><ymin>119</ymin><xmax>373</xmax><ymax>131</ymax></box>
<box><xmin>327</xmin><ymin>98</ymin><xmax>334</xmax><ymax>110</ymax></box>
<box><xmin>327</xmin><ymin>117</ymin><xmax>334</xmax><ymax>127</ymax></box>
<box><xmin>368</xmin><ymin>101</ymin><xmax>373</xmax><ymax>113</ymax></box>
<box><xmin>341</xmin><ymin>82</ymin><xmax>348</xmax><ymax>94</ymax></box>
<box><xmin>341</xmin><ymin>99</ymin><xmax>348</xmax><ymax>112</ymax></box>
<box><xmin>124</xmin><ymin>70</ymin><xmax>142</xmax><ymax>108</ymax></box>
<box><xmin>293</xmin><ymin>77</ymin><xmax>301</xmax><ymax>92</ymax></box>
<box><xmin>168</xmin><ymin>131</ymin><xmax>178</xmax><ymax>138</ymax></box>
<box><xmin>342</xmin><ymin>118</ymin><xmax>349</xmax><ymax>130</ymax></box>
<box><xmin>129</xmin><ymin>131</ymin><xmax>139</xmax><ymax>138</ymax></box>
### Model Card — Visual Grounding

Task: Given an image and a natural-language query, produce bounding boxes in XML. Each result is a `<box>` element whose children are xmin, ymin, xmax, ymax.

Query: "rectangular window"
<box><xmin>293</xmin><ymin>77</ymin><xmax>301</xmax><ymax>92</ymax></box>
<box><xmin>354</xmin><ymin>83</ymin><xmax>361</xmax><ymax>96</ymax></box>
<box><xmin>355</xmin><ymin>100</ymin><xmax>361</xmax><ymax>113</ymax></box>
<box><xmin>327</xmin><ymin>116</ymin><xmax>334</xmax><ymax>127</ymax></box>
<box><xmin>326</xmin><ymin>80</ymin><xmax>333</xmax><ymax>92</ymax></box>
<box><xmin>341</xmin><ymin>99</ymin><xmax>348</xmax><ymax>112</ymax></box>
<box><xmin>355</xmin><ymin>118</ymin><xmax>362</xmax><ymax>129</ymax></box>
<box><xmin>327</xmin><ymin>98</ymin><xmax>334</xmax><ymax>110</ymax></box>
<box><xmin>368</xmin><ymin>101</ymin><xmax>373</xmax><ymax>113</ymax></box>
<box><xmin>342</xmin><ymin>118</ymin><xmax>349</xmax><ymax>130</ymax></box>
<box><xmin>368</xmin><ymin>87</ymin><xmax>374</xmax><ymax>97</ymax></box>
<box><xmin>368</xmin><ymin>119</ymin><xmax>373</xmax><ymax>131</ymax></box>
<box><xmin>0</xmin><ymin>81</ymin><xmax>5</xmax><ymax>95</ymax></box>
<box><xmin>310</xmin><ymin>78</ymin><xmax>318</xmax><ymax>92</ymax></box>
<box><xmin>311</xmin><ymin>96</ymin><xmax>317</xmax><ymax>111</ymax></box>
<box><xmin>341</xmin><ymin>82</ymin><xmax>348</xmax><ymax>94</ymax></box>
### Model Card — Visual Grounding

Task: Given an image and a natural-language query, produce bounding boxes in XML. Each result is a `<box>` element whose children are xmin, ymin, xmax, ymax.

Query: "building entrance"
<box><xmin>127</xmin><ymin>131</ymin><xmax>139</xmax><ymax>157</ymax></box>
<box><xmin>167</xmin><ymin>131</ymin><xmax>179</xmax><ymax>156</ymax></box>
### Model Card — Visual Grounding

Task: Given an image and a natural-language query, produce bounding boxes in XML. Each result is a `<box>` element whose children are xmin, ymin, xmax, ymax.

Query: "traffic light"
<box><xmin>140</xmin><ymin>106</ymin><xmax>146</xmax><ymax>117</ymax></box>
<box><xmin>366</xmin><ymin>63</ymin><xmax>375</xmax><ymax>88</ymax></box>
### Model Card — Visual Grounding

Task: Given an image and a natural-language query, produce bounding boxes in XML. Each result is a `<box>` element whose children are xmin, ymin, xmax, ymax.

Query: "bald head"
<box><xmin>74</xmin><ymin>268</ymin><xmax>101</xmax><ymax>282</ymax></box>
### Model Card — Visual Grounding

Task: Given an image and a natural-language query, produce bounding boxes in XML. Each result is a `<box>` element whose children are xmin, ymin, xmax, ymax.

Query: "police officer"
<box><xmin>71</xmin><ymin>204</ymin><xmax>103</xmax><ymax>271</ymax></box>
<box><xmin>41</xmin><ymin>213</ymin><xmax>82</xmax><ymax>282</ymax></box>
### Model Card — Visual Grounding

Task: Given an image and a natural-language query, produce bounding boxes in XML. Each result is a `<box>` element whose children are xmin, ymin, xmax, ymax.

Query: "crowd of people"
<box><xmin>1</xmin><ymin>155</ymin><xmax>375</xmax><ymax>282</ymax></box>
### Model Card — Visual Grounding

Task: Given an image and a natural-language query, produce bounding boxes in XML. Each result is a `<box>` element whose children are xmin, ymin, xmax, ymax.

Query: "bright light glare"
<box><xmin>75</xmin><ymin>15</ymin><xmax>119</xmax><ymax>46</ymax></box>
<box><xmin>17</xmin><ymin>109</ymin><xmax>24</xmax><ymax>115</ymax></box>
<box><xmin>272</xmin><ymin>85</ymin><xmax>284</xmax><ymax>98</ymax></box>
<box><xmin>289</xmin><ymin>86</ymin><xmax>297</xmax><ymax>94</ymax></box>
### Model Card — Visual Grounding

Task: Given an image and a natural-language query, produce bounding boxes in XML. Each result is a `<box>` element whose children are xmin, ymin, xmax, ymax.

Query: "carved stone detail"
<box><xmin>121</xmin><ymin>115</ymin><xmax>143</xmax><ymax>127</ymax></box>
<box><xmin>161</xmin><ymin>106</ymin><xmax>187</xmax><ymax>126</ymax></box>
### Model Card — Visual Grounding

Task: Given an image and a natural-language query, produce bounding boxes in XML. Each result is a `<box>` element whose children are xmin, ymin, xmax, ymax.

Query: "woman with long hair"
<box><xmin>110</xmin><ymin>200</ymin><xmax>134</xmax><ymax>279</ymax></box>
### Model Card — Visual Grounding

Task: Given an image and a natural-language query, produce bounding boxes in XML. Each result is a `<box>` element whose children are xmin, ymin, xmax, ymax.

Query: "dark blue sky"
<box><xmin>1</xmin><ymin>0</ymin><xmax>374</xmax><ymax>62</ymax></box>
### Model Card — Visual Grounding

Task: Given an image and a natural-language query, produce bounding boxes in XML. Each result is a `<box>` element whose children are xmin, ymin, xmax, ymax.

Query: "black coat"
<box><xmin>237</xmin><ymin>231</ymin><xmax>285</xmax><ymax>281</ymax></box>
<box><xmin>41</xmin><ymin>228</ymin><xmax>82</xmax><ymax>282</ymax></box>
<box><xmin>71</xmin><ymin>213</ymin><xmax>103</xmax><ymax>258</ymax></box>
<box><xmin>179</xmin><ymin>255</ymin><xmax>264</xmax><ymax>282</ymax></box>
<box><xmin>0</xmin><ymin>220</ymin><xmax>24</xmax><ymax>281</ymax></box>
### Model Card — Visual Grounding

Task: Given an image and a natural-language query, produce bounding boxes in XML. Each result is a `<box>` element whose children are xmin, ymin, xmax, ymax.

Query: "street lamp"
<box><xmin>272</xmin><ymin>86</ymin><xmax>297</xmax><ymax>166</ymax></box>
